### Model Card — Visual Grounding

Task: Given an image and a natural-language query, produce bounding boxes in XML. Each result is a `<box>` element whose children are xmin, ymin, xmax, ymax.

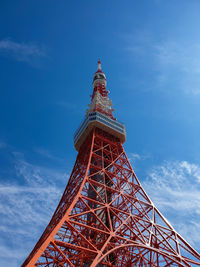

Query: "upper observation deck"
<box><xmin>74</xmin><ymin>111</ymin><xmax>126</xmax><ymax>151</ymax></box>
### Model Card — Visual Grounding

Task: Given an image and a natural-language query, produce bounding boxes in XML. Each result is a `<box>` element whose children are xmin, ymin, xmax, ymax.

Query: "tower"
<box><xmin>22</xmin><ymin>61</ymin><xmax>200</xmax><ymax>266</ymax></box>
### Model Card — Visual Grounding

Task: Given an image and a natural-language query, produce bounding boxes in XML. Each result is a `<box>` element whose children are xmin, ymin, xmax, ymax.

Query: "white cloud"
<box><xmin>13</xmin><ymin>152</ymin><xmax>68</xmax><ymax>185</ymax></box>
<box><xmin>154</xmin><ymin>42</ymin><xmax>200</xmax><ymax>95</ymax></box>
<box><xmin>128</xmin><ymin>152</ymin><xmax>151</xmax><ymax>163</ymax></box>
<box><xmin>0</xmin><ymin>245</ymin><xmax>27</xmax><ymax>267</ymax></box>
<box><xmin>143</xmin><ymin>160</ymin><xmax>200</xmax><ymax>247</ymax></box>
<box><xmin>123</xmin><ymin>32</ymin><xmax>200</xmax><ymax>96</ymax></box>
<box><xmin>34</xmin><ymin>147</ymin><xmax>57</xmax><ymax>160</ymax></box>
<box><xmin>0</xmin><ymin>153</ymin><xmax>68</xmax><ymax>266</ymax></box>
<box><xmin>0</xmin><ymin>39</ymin><xmax>46</xmax><ymax>63</ymax></box>
<box><xmin>155</xmin><ymin>42</ymin><xmax>200</xmax><ymax>74</ymax></box>
<box><xmin>129</xmin><ymin>152</ymin><xmax>141</xmax><ymax>161</ymax></box>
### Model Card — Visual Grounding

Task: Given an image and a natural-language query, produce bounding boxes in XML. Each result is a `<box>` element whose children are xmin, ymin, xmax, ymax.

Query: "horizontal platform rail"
<box><xmin>74</xmin><ymin>112</ymin><xmax>126</xmax><ymax>151</ymax></box>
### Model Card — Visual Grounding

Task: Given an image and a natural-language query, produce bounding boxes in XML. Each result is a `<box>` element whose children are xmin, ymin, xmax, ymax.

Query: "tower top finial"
<box><xmin>97</xmin><ymin>59</ymin><xmax>102</xmax><ymax>72</ymax></box>
<box><xmin>93</xmin><ymin>59</ymin><xmax>106</xmax><ymax>87</ymax></box>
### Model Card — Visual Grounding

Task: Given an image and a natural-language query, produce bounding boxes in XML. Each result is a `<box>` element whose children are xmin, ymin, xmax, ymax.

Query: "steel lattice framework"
<box><xmin>22</xmin><ymin>61</ymin><xmax>200</xmax><ymax>266</ymax></box>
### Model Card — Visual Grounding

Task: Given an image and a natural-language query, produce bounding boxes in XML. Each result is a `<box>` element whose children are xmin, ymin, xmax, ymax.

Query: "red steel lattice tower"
<box><xmin>22</xmin><ymin>61</ymin><xmax>200</xmax><ymax>266</ymax></box>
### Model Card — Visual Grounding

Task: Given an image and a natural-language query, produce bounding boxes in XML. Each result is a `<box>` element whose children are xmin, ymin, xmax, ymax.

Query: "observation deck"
<box><xmin>74</xmin><ymin>111</ymin><xmax>126</xmax><ymax>151</ymax></box>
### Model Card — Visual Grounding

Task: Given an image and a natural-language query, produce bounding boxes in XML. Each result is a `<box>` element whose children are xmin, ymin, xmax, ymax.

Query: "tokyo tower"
<box><xmin>22</xmin><ymin>60</ymin><xmax>200</xmax><ymax>266</ymax></box>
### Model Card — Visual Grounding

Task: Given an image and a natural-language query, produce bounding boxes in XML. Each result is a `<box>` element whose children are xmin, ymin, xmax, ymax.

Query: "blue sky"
<box><xmin>0</xmin><ymin>0</ymin><xmax>200</xmax><ymax>265</ymax></box>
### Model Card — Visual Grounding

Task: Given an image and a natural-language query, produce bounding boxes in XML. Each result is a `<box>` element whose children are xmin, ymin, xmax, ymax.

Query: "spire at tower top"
<box><xmin>97</xmin><ymin>59</ymin><xmax>102</xmax><ymax>72</ymax></box>
<box><xmin>93</xmin><ymin>59</ymin><xmax>107</xmax><ymax>88</ymax></box>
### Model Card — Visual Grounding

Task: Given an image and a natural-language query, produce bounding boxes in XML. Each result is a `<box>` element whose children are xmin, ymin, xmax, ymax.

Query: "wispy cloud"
<box><xmin>128</xmin><ymin>152</ymin><xmax>151</xmax><ymax>163</ymax></box>
<box><xmin>129</xmin><ymin>152</ymin><xmax>141</xmax><ymax>161</ymax></box>
<box><xmin>143</xmin><ymin>160</ymin><xmax>200</xmax><ymax>247</ymax></box>
<box><xmin>155</xmin><ymin>42</ymin><xmax>200</xmax><ymax>74</ymax></box>
<box><xmin>0</xmin><ymin>152</ymin><xmax>68</xmax><ymax>266</ymax></box>
<box><xmin>34</xmin><ymin>147</ymin><xmax>57</xmax><ymax>160</ymax></box>
<box><xmin>13</xmin><ymin>152</ymin><xmax>68</xmax><ymax>185</ymax></box>
<box><xmin>0</xmin><ymin>38</ymin><xmax>46</xmax><ymax>63</ymax></box>
<box><xmin>123</xmin><ymin>32</ymin><xmax>200</xmax><ymax>95</ymax></box>
<box><xmin>154</xmin><ymin>41</ymin><xmax>200</xmax><ymax>95</ymax></box>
